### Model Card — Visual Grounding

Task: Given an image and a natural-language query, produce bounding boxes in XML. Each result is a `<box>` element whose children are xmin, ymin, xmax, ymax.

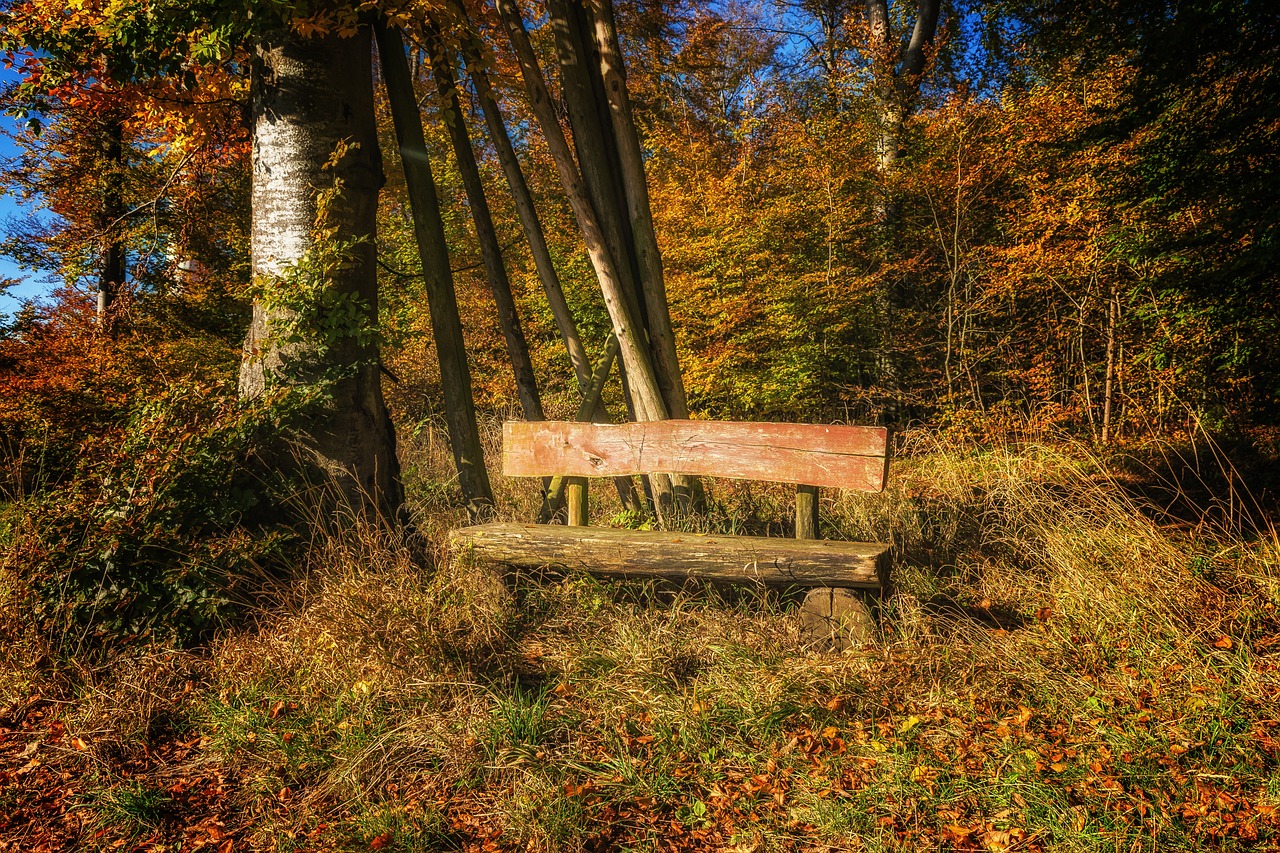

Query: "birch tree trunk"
<box><xmin>239</xmin><ymin>28</ymin><xmax>404</xmax><ymax>521</ymax></box>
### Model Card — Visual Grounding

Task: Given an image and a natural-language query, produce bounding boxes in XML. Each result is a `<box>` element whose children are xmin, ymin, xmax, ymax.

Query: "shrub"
<box><xmin>2</xmin><ymin>381</ymin><xmax>299</xmax><ymax>652</ymax></box>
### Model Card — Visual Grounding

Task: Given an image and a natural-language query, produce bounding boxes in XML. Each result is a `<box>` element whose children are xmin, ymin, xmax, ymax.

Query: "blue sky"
<box><xmin>1</xmin><ymin>63</ymin><xmax>53</xmax><ymax>320</ymax></box>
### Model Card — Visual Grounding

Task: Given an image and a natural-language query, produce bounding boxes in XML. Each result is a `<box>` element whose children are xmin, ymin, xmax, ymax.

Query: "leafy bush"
<box><xmin>2</xmin><ymin>381</ymin><xmax>299</xmax><ymax>652</ymax></box>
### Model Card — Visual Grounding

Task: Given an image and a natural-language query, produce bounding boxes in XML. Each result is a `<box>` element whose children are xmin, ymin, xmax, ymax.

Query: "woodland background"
<box><xmin>1</xmin><ymin>0</ymin><xmax>1279</xmax><ymax>851</ymax></box>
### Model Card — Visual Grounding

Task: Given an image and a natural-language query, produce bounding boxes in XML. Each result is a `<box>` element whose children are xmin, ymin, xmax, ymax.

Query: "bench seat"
<box><xmin>450</xmin><ymin>522</ymin><xmax>890</xmax><ymax>588</ymax></box>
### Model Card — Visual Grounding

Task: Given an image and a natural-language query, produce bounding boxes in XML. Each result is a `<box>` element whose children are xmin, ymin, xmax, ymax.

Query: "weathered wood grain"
<box><xmin>503</xmin><ymin>421</ymin><xmax>889</xmax><ymax>491</ymax></box>
<box><xmin>796</xmin><ymin>485</ymin><xmax>820</xmax><ymax>540</ymax></box>
<box><xmin>450</xmin><ymin>522</ymin><xmax>889</xmax><ymax>587</ymax></box>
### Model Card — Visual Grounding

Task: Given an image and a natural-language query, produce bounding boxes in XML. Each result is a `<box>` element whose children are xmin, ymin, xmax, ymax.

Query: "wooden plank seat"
<box><xmin>449</xmin><ymin>523</ymin><xmax>890</xmax><ymax>587</ymax></box>
<box><xmin>450</xmin><ymin>420</ymin><xmax>892</xmax><ymax>647</ymax></box>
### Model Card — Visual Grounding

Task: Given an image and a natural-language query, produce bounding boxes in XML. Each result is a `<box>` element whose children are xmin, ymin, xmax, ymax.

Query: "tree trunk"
<box><xmin>97</xmin><ymin>116</ymin><xmax>125</xmax><ymax>333</ymax></box>
<box><xmin>240</xmin><ymin>28</ymin><xmax>404</xmax><ymax>521</ymax></box>
<box><xmin>428</xmin><ymin>33</ymin><xmax>544</xmax><ymax>423</ymax></box>
<box><xmin>494</xmin><ymin>0</ymin><xmax>672</xmax><ymax>427</ymax></box>
<box><xmin>375</xmin><ymin>22</ymin><xmax>494</xmax><ymax>520</ymax></box>
<box><xmin>545</xmin><ymin>0</ymin><xmax>644</xmax><ymax>330</ymax></box>
<box><xmin>455</xmin><ymin>27</ymin><xmax>640</xmax><ymax>511</ymax></box>
<box><xmin>497</xmin><ymin>0</ymin><xmax>678</xmax><ymax>515</ymax></box>
<box><xmin>461</xmin><ymin>39</ymin><xmax>593</xmax><ymax>392</ymax></box>
<box><xmin>865</xmin><ymin>0</ymin><xmax>941</xmax><ymax>420</ymax></box>
<box><xmin>1102</xmin><ymin>286</ymin><xmax>1118</xmax><ymax>445</ymax></box>
<box><xmin>591</xmin><ymin>0</ymin><xmax>690</xmax><ymax>420</ymax></box>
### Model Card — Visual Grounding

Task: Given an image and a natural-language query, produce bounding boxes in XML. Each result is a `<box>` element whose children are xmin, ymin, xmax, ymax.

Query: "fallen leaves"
<box><xmin>0</xmin><ymin>699</ymin><xmax>245</xmax><ymax>853</ymax></box>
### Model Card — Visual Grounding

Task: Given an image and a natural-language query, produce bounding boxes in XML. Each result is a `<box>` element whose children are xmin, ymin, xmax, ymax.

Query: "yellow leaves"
<box><xmin>898</xmin><ymin>714</ymin><xmax>921</xmax><ymax>734</ymax></box>
<box><xmin>291</xmin><ymin>14</ymin><xmax>333</xmax><ymax>39</ymax></box>
<box><xmin>983</xmin><ymin>827</ymin><xmax>1028</xmax><ymax>851</ymax></box>
<box><xmin>292</xmin><ymin>8</ymin><xmax>365</xmax><ymax>39</ymax></box>
<box><xmin>941</xmin><ymin>823</ymin><xmax>975</xmax><ymax>842</ymax></box>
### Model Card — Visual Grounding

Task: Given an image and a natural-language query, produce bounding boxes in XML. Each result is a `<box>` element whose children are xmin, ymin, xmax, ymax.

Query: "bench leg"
<box><xmin>566</xmin><ymin>477</ymin><xmax>589</xmax><ymax>526</ymax></box>
<box><xmin>796</xmin><ymin>484</ymin><xmax>820</xmax><ymax>540</ymax></box>
<box><xmin>798</xmin><ymin>587</ymin><xmax>875</xmax><ymax>650</ymax></box>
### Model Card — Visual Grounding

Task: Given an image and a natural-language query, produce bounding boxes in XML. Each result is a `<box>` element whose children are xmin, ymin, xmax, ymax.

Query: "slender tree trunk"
<box><xmin>457</xmin><ymin>27</ymin><xmax>640</xmax><ymax>511</ymax></box>
<box><xmin>1102</xmin><ymin>286</ymin><xmax>1118</xmax><ymax>445</ymax></box>
<box><xmin>1079</xmin><ymin>292</ymin><xmax>1095</xmax><ymax>436</ymax></box>
<box><xmin>494</xmin><ymin>0</ymin><xmax>671</xmax><ymax>428</ymax></box>
<box><xmin>591</xmin><ymin>0</ymin><xmax>690</xmax><ymax>420</ymax></box>
<box><xmin>240</xmin><ymin>28</ymin><xmax>403</xmax><ymax>520</ymax></box>
<box><xmin>375</xmin><ymin>22</ymin><xmax>494</xmax><ymax>519</ymax></box>
<box><xmin>497</xmin><ymin>0</ymin><xmax>679</xmax><ymax>515</ymax></box>
<box><xmin>545</xmin><ymin>0</ymin><xmax>643</xmax><ymax>327</ymax></box>
<box><xmin>428</xmin><ymin>33</ymin><xmax>544</xmax><ymax>423</ymax></box>
<box><xmin>464</xmin><ymin>49</ymin><xmax>594</xmax><ymax>391</ymax></box>
<box><xmin>548</xmin><ymin>0</ymin><xmax>697</xmax><ymax>511</ymax></box>
<box><xmin>865</xmin><ymin>0</ymin><xmax>941</xmax><ymax>420</ymax></box>
<box><xmin>97</xmin><ymin>116</ymin><xmax>125</xmax><ymax>332</ymax></box>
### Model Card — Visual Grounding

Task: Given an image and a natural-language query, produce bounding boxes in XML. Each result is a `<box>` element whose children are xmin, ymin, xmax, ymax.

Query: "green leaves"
<box><xmin>6</xmin><ymin>382</ymin><xmax>300</xmax><ymax>652</ymax></box>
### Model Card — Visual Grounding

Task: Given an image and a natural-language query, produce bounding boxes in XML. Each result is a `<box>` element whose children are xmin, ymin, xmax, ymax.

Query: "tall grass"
<box><xmin>5</xmin><ymin>423</ymin><xmax>1278</xmax><ymax>850</ymax></box>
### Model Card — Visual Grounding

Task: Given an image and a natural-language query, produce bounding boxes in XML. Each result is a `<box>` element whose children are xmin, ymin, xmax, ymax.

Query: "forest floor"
<box><xmin>2</xmin><ymin>428</ymin><xmax>1280</xmax><ymax>852</ymax></box>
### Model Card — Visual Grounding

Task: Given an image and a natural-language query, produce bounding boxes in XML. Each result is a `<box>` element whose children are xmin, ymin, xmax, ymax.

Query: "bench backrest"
<box><xmin>503</xmin><ymin>420</ymin><xmax>889</xmax><ymax>492</ymax></box>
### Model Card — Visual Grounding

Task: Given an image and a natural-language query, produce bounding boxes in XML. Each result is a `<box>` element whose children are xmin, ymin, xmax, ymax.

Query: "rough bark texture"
<box><xmin>428</xmin><ymin>34</ymin><xmax>544</xmax><ymax>423</ymax></box>
<box><xmin>240</xmin><ymin>28</ymin><xmax>403</xmax><ymax>520</ymax></box>
<box><xmin>451</xmin><ymin>523</ymin><xmax>890</xmax><ymax>587</ymax></box>
<box><xmin>375</xmin><ymin>22</ymin><xmax>494</xmax><ymax>519</ymax></box>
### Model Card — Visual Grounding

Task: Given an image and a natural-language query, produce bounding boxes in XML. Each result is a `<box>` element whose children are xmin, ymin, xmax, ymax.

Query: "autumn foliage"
<box><xmin>1</xmin><ymin>0</ymin><xmax>1279</xmax><ymax>850</ymax></box>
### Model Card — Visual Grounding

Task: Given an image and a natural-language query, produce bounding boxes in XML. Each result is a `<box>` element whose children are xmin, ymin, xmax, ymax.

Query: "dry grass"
<box><xmin>4</xmin><ymin>423</ymin><xmax>1279</xmax><ymax>851</ymax></box>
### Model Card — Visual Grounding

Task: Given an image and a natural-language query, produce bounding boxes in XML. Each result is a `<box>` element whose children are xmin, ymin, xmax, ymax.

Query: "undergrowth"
<box><xmin>2</xmin><ymin>425</ymin><xmax>1278</xmax><ymax>851</ymax></box>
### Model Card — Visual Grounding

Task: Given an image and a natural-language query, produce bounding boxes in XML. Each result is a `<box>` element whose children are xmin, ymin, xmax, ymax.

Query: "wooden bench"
<box><xmin>450</xmin><ymin>420</ymin><xmax>892</xmax><ymax>647</ymax></box>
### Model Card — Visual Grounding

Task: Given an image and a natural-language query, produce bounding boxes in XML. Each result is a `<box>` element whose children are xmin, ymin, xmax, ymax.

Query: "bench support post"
<box><xmin>567</xmin><ymin>477</ymin><xmax>589</xmax><ymax>526</ymax></box>
<box><xmin>799</xmin><ymin>588</ymin><xmax>875</xmax><ymax>650</ymax></box>
<box><xmin>796</xmin><ymin>485</ymin><xmax>819</xmax><ymax>540</ymax></box>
